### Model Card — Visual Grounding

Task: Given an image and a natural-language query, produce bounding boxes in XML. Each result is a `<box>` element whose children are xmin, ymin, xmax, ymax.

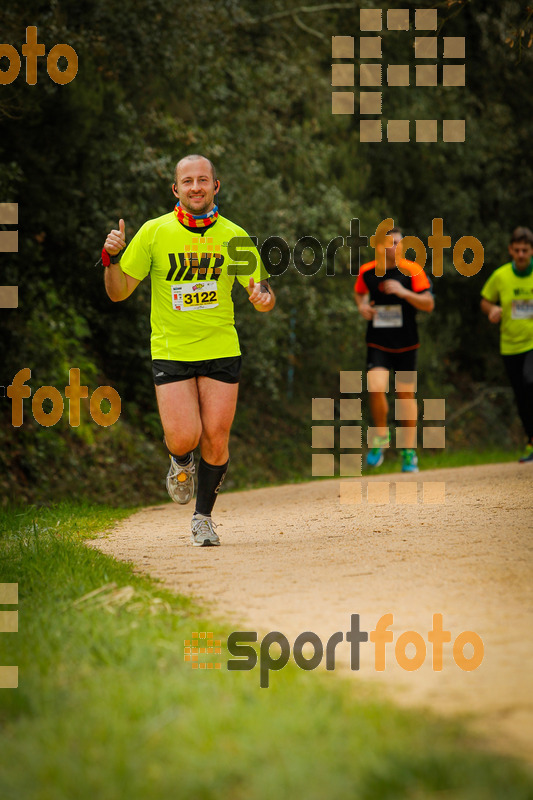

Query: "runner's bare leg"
<box><xmin>367</xmin><ymin>368</ymin><xmax>389</xmax><ymax>439</ymax></box>
<box><xmin>197</xmin><ymin>377</ymin><xmax>239</xmax><ymax>464</ymax></box>
<box><xmin>155</xmin><ymin>378</ymin><xmax>202</xmax><ymax>456</ymax></box>
<box><xmin>396</xmin><ymin>375</ymin><xmax>417</xmax><ymax>449</ymax></box>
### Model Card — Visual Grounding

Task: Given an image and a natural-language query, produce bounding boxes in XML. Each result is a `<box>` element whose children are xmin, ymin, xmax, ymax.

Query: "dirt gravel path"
<box><xmin>92</xmin><ymin>462</ymin><xmax>533</xmax><ymax>761</ymax></box>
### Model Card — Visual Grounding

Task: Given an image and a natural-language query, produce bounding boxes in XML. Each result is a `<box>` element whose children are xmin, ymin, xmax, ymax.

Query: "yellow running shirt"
<box><xmin>120</xmin><ymin>212</ymin><xmax>268</xmax><ymax>360</ymax></box>
<box><xmin>481</xmin><ymin>262</ymin><xmax>533</xmax><ymax>355</ymax></box>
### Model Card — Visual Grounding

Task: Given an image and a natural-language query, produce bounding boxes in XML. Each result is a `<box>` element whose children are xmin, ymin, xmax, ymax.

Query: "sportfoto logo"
<box><xmin>0</xmin><ymin>583</ymin><xmax>18</xmax><ymax>690</ymax></box>
<box><xmin>332</xmin><ymin>8</ymin><xmax>466</xmax><ymax>143</ymax></box>
<box><xmin>6</xmin><ymin>368</ymin><xmax>121</xmax><ymax>428</ymax></box>
<box><xmin>0</xmin><ymin>203</ymin><xmax>18</xmax><ymax>308</ymax></box>
<box><xmin>186</xmin><ymin>614</ymin><xmax>484</xmax><ymax>688</ymax></box>
<box><xmin>0</xmin><ymin>26</ymin><xmax>78</xmax><ymax>85</ymax></box>
<box><xmin>227</xmin><ymin>217</ymin><xmax>484</xmax><ymax>278</ymax></box>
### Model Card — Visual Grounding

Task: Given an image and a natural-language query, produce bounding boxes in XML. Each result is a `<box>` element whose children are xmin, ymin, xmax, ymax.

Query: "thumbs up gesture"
<box><xmin>247</xmin><ymin>277</ymin><xmax>274</xmax><ymax>311</ymax></box>
<box><xmin>104</xmin><ymin>218</ymin><xmax>126</xmax><ymax>257</ymax></box>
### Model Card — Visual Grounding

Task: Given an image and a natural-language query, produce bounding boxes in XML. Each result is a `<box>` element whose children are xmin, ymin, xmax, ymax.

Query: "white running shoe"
<box><xmin>166</xmin><ymin>455</ymin><xmax>195</xmax><ymax>504</ymax></box>
<box><xmin>191</xmin><ymin>514</ymin><xmax>220</xmax><ymax>547</ymax></box>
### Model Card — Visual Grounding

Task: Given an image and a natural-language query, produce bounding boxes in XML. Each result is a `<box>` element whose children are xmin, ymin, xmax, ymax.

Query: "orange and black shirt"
<box><xmin>354</xmin><ymin>259</ymin><xmax>432</xmax><ymax>352</ymax></box>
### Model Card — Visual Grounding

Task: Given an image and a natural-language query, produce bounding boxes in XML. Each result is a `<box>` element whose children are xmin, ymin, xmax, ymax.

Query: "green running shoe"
<box><xmin>519</xmin><ymin>443</ymin><xmax>533</xmax><ymax>463</ymax></box>
<box><xmin>366</xmin><ymin>433</ymin><xmax>389</xmax><ymax>468</ymax></box>
<box><xmin>401</xmin><ymin>449</ymin><xmax>419</xmax><ymax>473</ymax></box>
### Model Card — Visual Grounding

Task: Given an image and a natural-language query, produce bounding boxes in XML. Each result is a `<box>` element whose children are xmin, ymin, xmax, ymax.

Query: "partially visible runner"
<box><xmin>481</xmin><ymin>226</ymin><xmax>533</xmax><ymax>463</ymax></box>
<box><xmin>103</xmin><ymin>155</ymin><xmax>275</xmax><ymax>545</ymax></box>
<box><xmin>354</xmin><ymin>226</ymin><xmax>434</xmax><ymax>472</ymax></box>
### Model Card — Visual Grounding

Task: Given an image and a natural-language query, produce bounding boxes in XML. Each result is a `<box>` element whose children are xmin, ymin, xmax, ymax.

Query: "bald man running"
<box><xmin>103</xmin><ymin>155</ymin><xmax>275</xmax><ymax>546</ymax></box>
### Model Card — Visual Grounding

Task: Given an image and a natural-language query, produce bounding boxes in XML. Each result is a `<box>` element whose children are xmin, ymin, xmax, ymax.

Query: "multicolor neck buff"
<box><xmin>174</xmin><ymin>201</ymin><xmax>219</xmax><ymax>229</ymax></box>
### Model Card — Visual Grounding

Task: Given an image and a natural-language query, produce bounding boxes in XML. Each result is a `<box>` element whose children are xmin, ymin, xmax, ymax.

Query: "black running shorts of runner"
<box><xmin>152</xmin><ymin>356</ymin><xmax>242</xmax><ymax>385</ymax></box>
<box><xmin>366</xmin><ymin>347</ymin><xmax>417</xmax><ymax>372</ymax></box>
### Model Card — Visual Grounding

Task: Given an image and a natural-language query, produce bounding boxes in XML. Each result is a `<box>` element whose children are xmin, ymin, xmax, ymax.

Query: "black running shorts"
<box><xmin>152</xmin><ymin>356</ymin><xmax>242</xmax><ymax>385</ymax></box>
<box><xmin>366</xmin><ymin>347</ymin><xmax>418</xmax><ymax>372</ymax></box>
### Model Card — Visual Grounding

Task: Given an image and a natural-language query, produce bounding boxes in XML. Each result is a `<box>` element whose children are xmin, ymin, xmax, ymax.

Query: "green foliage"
<box><xmin>1</xmin><ymin>0</ymin><xmax>532</xmax><ymax>502</ymax></box>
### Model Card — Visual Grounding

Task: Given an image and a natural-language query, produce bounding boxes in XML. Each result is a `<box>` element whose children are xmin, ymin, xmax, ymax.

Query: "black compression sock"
<box><xmin>195</xmin><ymin>458</ymin><xmax>229</xmax><ymax>516</ymax></box>
<box><xmin>163</xmin><ymin>437</ymin><xmax>194</xmax><ymax>467</ymax></box>
<box><xmin>174</xmin><ymin>452</ymin><xmax>193</xmax><ymax>467</ymax></box>
<box><xmin>167</xmin><ymin>449</ymin><xmax>193</xmax><ymax>467</ymax></box>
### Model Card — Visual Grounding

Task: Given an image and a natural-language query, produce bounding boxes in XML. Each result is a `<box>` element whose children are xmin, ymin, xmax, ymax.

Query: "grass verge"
<box><xmin>0</xmin><ymin>502</ymin><xmax>531</xmax><ymax>799</ymax></box>
<box><xmin>361</xmin><ymin>446</ymin><xmax>521</xmax><ymax>477</ymax></box>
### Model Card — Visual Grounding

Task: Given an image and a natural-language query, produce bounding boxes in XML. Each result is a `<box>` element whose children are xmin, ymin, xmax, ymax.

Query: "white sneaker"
<box><xmin>191</xmin><ymin>514</ymin><xmax>220</xmax><ymax>547</ymax></box>
<box><xmin>166</xmin><ymin>455</ymin><xmax>195</xmax><ymax>504</ymax></box>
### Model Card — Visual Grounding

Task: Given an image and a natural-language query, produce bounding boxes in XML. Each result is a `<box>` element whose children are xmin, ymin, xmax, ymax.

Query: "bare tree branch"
<box><xmin>445</xmin><ymin>386</ymin><xmax>512</xmax><ymax>425</ymax></box>
<box><xmin>292</xmin><ymin>13</ymin><xmax>328</xmax><ymax>41</ymax></box>
<box><xmin>243</xmin><ymin>3</ymin><xmax>357</xmax><ymax>25</ymax></box>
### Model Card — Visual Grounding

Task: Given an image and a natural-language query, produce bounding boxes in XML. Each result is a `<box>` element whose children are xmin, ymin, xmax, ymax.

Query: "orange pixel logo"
<box><xmin>332</xmin><ymin>7</ymin><xmax>466</xmax><ymax>143</ymax></box>
<box><xmin>0</xmin><ymin>583</ymin><xmax>18</xmax><ymax>689</ymax></box>
<box><xmin>312</xmin><ymin>371</ymin><xmax>446</xmax><ymax>504</ymax></box>
<box><xmin>0</xmin><ymin>203</ymin><xmax>18</xmax><ymax>309</ymax></box>
<box><xmin>167</xmin><ymin>237</ymin><xmax>224</xmax><ymax>281</ymax></box>
<box><xmin>184</xmin><ymin>631</ymin><xmax>222</xmax><ymax>670</ymax></box>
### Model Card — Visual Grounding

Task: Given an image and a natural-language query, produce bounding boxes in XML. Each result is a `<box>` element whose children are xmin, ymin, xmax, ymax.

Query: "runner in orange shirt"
<box><xmin>354</xmin><ymin>227</ymin><xmax>434</xmax><ymax>472</ymax></box>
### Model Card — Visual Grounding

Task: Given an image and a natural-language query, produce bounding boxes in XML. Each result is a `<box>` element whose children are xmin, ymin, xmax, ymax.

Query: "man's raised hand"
<box><xmin>247</xmin><ymin>277</ymin><xmax>272</xmax><ymax>309</ymax></box>
<box><xmin>105</xmin><ymin>218</ymin><xmax>126</xmax><ymax>256</ymax></box>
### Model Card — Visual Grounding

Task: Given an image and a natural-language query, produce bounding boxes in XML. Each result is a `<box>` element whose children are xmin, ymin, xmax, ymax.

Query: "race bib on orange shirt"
<box><xmin>373</xmin><ymin>305</ymin><xmax>403</xmax><ymax>328</ymax></box>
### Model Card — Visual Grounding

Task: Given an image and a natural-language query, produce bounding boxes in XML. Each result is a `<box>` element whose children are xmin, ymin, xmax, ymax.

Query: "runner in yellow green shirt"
<box><xmin>103</xmin><ymin>155</ymin><xmax>275</xmax><ymax>544</ymax></box>
<box><xmin>481</xmin><ymin>226</ymin><xmax>533</xmax><ymax>463</ymax></box>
